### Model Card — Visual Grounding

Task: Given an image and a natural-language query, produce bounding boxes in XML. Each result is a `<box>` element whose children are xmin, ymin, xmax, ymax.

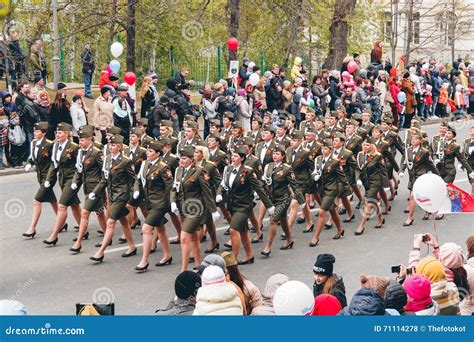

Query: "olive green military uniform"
<box><xmin>400</xmin><ymin>146</ymin><xmax>439</xmax><ymax>190</ymax></box>
<box><xmin>255</xmin><ymin>140</ymin><xmax>277</xmax><ymax>166</ymax></box>
<box><xmin>345</xmin><ymin>134</ymin><xmax>363</xmax><ymax>156</ymax></box>
<box><xmin>355</xmin><ymin>152</ymin><xmax>384</xmax><ymax>202</ymax></box>
<box><xmin>436</xmin><ymin>139</ymin><xmax>472</xmax><ymax>183</ymax></box>
<box><xmin>332</xmin><ymin>148</ymin><xmax>355</xmax><ymax>196</ymax></box>
<box><xmin>27</xmin><ymin>138</ymin><xmax>57</xmax><ymax>203</ymax></box>
<box><xmin>286</xmin><ymin>146</ymin><xmax>314</xmax><ymax>194</ymax></box>
<box><xmin>208</xmin><ymin>148</ymin><xmax>228</xmax><ymax>174</ymax></box>
<box><xmin>313</xmin><ymin>156</ymin><xmax>346</xmax><ymax>211</ymax></box>
<box><xmin>124</xmin><ymin>144</ymin><xmax>147</xmax><ymax>207</ymax></box>
<box><xmin>462</xmin><ymin>137</ymin><xmax>474</xmax><ymax>184</ymax></box>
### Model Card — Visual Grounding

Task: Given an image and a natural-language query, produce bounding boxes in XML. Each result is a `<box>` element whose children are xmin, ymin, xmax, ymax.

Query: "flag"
<box><xmin>438</xmin><ymin>183</ymin><xmax>474</xmax><ymax>214</ymax></box>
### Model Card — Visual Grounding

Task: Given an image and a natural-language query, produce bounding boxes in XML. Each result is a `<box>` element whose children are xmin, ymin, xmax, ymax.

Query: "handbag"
<box><xmin>385</xmin><ymin>91</ymin><xmax>394</xmax><ymax>104</ymax></box>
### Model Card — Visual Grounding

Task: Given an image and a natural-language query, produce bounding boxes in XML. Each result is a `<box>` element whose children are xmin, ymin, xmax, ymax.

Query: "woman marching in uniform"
<box><xmin>133</xmin><ymin>140</ymin><xmax>173</xmax><ymax>272</ymax></box>
<box><xmin>170</xmin><ymin>146</ymin><xmax>220</xmax><ymax>272</ymax></box>
<box><xmin>308</xmin><ymin>139</ymin><xmax>345</xmax><ymax>247</ymax></box>
<box><xmin>89</xmin><ymin>135</ymin><xmax>137</xmax><ymax>262</ymax></box>
<box><xmin>399</xmin><ymin>132</ymin><xmax>439</xmax><ymax>226</ymax></box>
<box><xmin>216</xmin><ymin>147</ymin><xmax>273</xmax><ymax>265</ymax></box>
<box><xmin>354</xmin><ymin>139</ymin><xmax>386</xmax><ymax>235</ymax></box>
<box><xmin>22</xmin><ymin>122</ymin><xmax>58</xmax><ymax>238</ymax></box>
<box><xmin>43</xmin><ymin>123</ymin><xmax>82</xmax><ymax>246</ymax></box>
<box><xmin>69</xmin><ymin>127</ymin><xmax>106</xmax><ymax>253</ymax></box>
<box><xmin>435</xmin><ymin>125</ymin><xmax>473</xmax><ymax>184</ymax></box>
<box><xmin>462</xmin><ymin>126</ymin><xmax>474</xmax><ymax>196</ymax></box>
<box><xmin>260</xmin><ymin>144</ymin><xmax>306</xmax><ymax>257</ymax></box>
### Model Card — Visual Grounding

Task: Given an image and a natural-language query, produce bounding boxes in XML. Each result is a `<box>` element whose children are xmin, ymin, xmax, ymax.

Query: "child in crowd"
<box><xmin>8</xmin><ymin>112</ymin><xmax>28</xmax><ymax>167</ymax></box>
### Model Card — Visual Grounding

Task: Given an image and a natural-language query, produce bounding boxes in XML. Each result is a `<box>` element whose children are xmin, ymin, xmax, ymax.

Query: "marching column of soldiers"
<box><xmin>21</xmin><ymin>106</ymin><xmax>474</xmax><ymax>273</ymax></box>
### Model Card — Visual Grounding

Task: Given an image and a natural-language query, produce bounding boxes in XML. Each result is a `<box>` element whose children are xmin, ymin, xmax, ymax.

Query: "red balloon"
<box><xmin>227</xmin><ymin>37</ymin><xmax>239</xmax><ymax>51</ymax></box>
<box><xmin>124</xmin><ymin>71</ymin><xmax>136</xmax><ymax>85</ymax></box>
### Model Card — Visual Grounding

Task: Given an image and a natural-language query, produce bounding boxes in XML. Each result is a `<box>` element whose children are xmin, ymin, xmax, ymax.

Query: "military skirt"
<box><xmin>145</xmin><ymin>205</ymin><xmax>169</xmax><ymax>227</ymax></box>
<box><xmin>34</xmin><ymin>185</ymin><xmax>57</xmax><ymax>203</ymax></box>
<box><xmin>83</xmin><ymin>193</ymin><xmax>106</xmax><ymax>213</ymax></box>
<box><xmin>58</xmin><ymin>182</ymin><xmax>80</xmax><ymax>206</ymax></box>
<box><xmin>317</xmin><ymin>185</ymin><xmax>338</xmax><ymax>211</ymax></box>
<box><xmin>269</xmin><ymin>196</ymin><xmax>291</xmax><ymax>222</ymax></box>
<box><xmin>109</xmin><ymin>200</ymin><xmax>129</xmax><ymax>220</ymax></box>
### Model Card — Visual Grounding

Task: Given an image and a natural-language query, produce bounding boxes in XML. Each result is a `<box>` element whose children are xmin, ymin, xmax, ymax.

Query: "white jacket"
<box><xmin>193</xmin><ymin>283</ymin><xmax>243</xmax><ymax>315</ymax></box>
<box><xmin>460</xmin><ymin>257</ymin><xmax>474</xmax><ymax>315</ymax></box>
<box><xmin>414</xmin><ymin>300</ymin><xmax>440</xmax><ymax>316</ymax></box>
<box><xmin>70</xmin><ymin>102</ymin><xmax>87</xmax><ymax>137</ymax></box>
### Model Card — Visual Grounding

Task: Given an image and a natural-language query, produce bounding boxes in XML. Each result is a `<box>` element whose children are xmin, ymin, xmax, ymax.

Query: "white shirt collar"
<box><xmin>36</xmin><ymin>138</ymin><xmax>44</xmax><ymax>146</ymax></box>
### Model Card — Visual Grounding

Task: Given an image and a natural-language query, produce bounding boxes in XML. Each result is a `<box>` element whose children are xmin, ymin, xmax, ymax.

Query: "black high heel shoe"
<box><xmin>72</xmin><ymin>232</ymin><xmax>89</xmax><ymax>242</ymax></box>
<box><xmin>303</xmin><ymin>224</ymin><xmax>314</xmax><ymax>233</ymax></box>
<box><xmin>238</xmin><ymin>257</ymin><xmax>255</xmax><ymax>265</ymax></box>
<box><xmin>69</xmin><ymin>246</ymin><xmax>81</xmax><ymax>254</ymax></box>
<box><xmin>333</xmin><ymin>230</ymin><xmax>345</xmax><ymax>239</ymax></box>
<box><xmin>43</xmin><ymin>238</ymin><xmax>58</xmax><ymax>246</ymax></box>
<box><xmin>156</xmin><ymin>257</ymin><xmax>173</xmax><ymax>267</ymax></box>
<box><xmin>95</xmin><ymin>240</ymin><xmax>112</xmax><ymax>248</ymax></box>
<box><xmin>382</xmin><ymin>206</ymin><xmax>391</xmax><ymax>215</ymax></box>
<box><xmin>251</xmin><ymin>234</ymin><xmax>263</xmax><ymax>243</ymax></box>
<box><xmin>260</xmin><ymin>250</ymin><xmax>271</xmax><ymax>257</ymax></box>
<box><xmin>200</xmin><ymin>235</ymin><xmax>208</xmax><ymax>243</ymax></box>
<box><xmin>223</xmin><ymin>228</ymin><xmax>230</xmax><ymax>235</ymax></box>
<box><xmin>343</xmin><ymin>215</ymin><xmax>355</xmax><ymax>223</ymax></box>
<box><xmin>150</xmin><ymin>246</ymin><xmax>157</xmax><ymax>254</ymax></box>
<box><xmin>118</xmin><ymin>237</ymin><xmax>127</xmax><ymax>244</ymax></box>
<box><xmin>422</xmin><ymin>213</ymin><xmax>430</xmax><ymax>220</ymax></box>
<box><xmin>324</xmin><ymin>223</ymin><xmax>333</xmax><ymax>230</ymax></box>
<box><xmin>402</xmin><ymin>219</ymin><xmax>414</xmax><ymax>227</ymax></box>
<box><xmin>131</xmin><ymin>219</ymin><xmax>141</xmax><ymax>229</ymax></box>
<box><xmin>90</xmin><ymin>255</ymin><xmax>104</xmax><ymax>263</ymax></box>
<box><xmin>205</xmin><ymin>243</ymin><xmax>220</xmax><ymax>253</ymax></box>
<box><xmin>296</xmin><ymin>217</ymin><xmax>306</xmax><ymax>224</ymax></box>
<box><xmin>135</xmin><ymin>263</ymin><xmax>149</xmax><ymax>272</ymax></box>
<box><xmin>121</xmin><ymin>248</ymin><xmax>137</xmax><ymax>258</ymax></box>
<box><xmin>375</xmin><ymin>218</ymin><xmax>385</xmax><ymax>228</ymax></box>
<box><xmin>280</xmin><ymin>241</ymin><xmax>294</xmax><ymax>250</ymax></box>
<box><xmin>354</xmin><ymin>227</ymin><xmax>365</xmax><ymax>236</ymax></box>
<box><xmin>309</xmin><ymin>239</ymin><xmax>319</xmax><ymax>247</ymax></box>
<box><xmin>60</xmin><ymin>224</ymin><xmax>68</xmax><ymax>232</ymax></box>
<box><xmin>22</xmin><ymin>231</ymin><xmax>36</xmax><ymax>239</ymax></box>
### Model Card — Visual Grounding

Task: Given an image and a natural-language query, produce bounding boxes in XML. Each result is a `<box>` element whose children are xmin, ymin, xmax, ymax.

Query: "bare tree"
<box><xmin>324</xmin><ymin>0</ymin><xmax>357</xmax><ymax>70</ymax></box>
<box><xmin>228</xmin><ymin>0</ymin><xmax>239</xmax><ymax>61</ymax></box>
<box><xmin>126</xmin><ymin>0</ymin><xmax>138</xmax><ymax>72</ymax></box>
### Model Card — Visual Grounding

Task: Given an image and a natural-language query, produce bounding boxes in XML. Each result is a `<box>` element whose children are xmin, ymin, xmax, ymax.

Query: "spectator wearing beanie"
<box><xmin>70</xmin><ymin>95</ymin><xmax>87</xmax><ymax>143</ymax></box>
<box><xmin>385</xmin><ymin>281</ymin><xmax>410</xmax><ymax>315</ymax></box>
<box><xmin>338</xmin><ymin>288</ymin><xmax>387</xmax><ymax>316</ymax></box>
<box><xmin>221</xmin><ymin>251</ymin><xmax>263</xmax><ymax>314</ymax></box>
<box><xmin>156</xmin><ymin>271</ymin><xmax>202</xmax><ymax>316</ymax></box>
<box><xmin>313</xmin><ymin>254</ymin><xmax>347</xmax><ymax>307</ymax></box>
<box><xmin>403</xmin><ymin>275</ymin><xmax>439</xmax><ymax>315</ymax></box>
<box><xmin>413</xmin><ymin>256</ymin><xmax>460</xmax><ymax>315</ymax></box>
<box><xmin>193</xmin><ymin>265</ymin><xmax>243</xmax><ymax>315</ymax></box>
<box><xmin>309</xmin><ymin>294</ymin><xmax>342</xmax><ymax>316</ymax></box>
<box><xmin>360</xmin><ymin>275</ymin><xmax>390</xmax><ymax>299</ymax></box>
<box><xmin>252</xmin><ymin>273</ymin><xmax>289</xmax><ymax>315</ymax></box>
<box><xmin>460</xmin><ymin>235</ymin><xmax>474</xmax><ymax>315</ymax></box>
<box><xmin>93</xmin><ymin>87</ymin><xmax>115</xmax><ymax>145</ymax></box>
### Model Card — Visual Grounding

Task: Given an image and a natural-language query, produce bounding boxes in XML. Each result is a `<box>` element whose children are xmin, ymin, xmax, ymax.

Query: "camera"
<box><xmin>390</xmin><ymin>265</ymin><xmax>401</xmax><ymax>274</ymax></box>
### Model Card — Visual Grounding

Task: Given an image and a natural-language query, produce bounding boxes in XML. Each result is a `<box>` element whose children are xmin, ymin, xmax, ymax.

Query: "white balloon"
<box><xmin>110</xmin><ymin>42</ymin><xmax>124</xmax><ymax>58</ymax></box>
<box><xmin>412</xmin><ymin>173</ymin><xmax>447</xmax><ymax>213</ymax></box>
<box><xmin>249</xmin><ymin>73</ymin><xmax>260</xmax><ymax>86</ymax></box>
<box><xmin>273</xmin><ymin>280</ymin><xmax>314</xmax><ymax>315</ymax></box>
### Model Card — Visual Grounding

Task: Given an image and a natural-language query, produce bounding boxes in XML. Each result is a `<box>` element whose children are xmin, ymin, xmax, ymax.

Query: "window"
<box><xmin>412</xmin><ymin>12</ymin><xmax>420</xmax><ymax>44</ymax></box>
<box><xmin>383</xmin><ymin>12</ymin><xmax>392</xmax><ymax>43</ymax></box>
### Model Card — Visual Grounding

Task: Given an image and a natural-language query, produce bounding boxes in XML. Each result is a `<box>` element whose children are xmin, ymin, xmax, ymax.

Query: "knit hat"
<box><xmin>313</xmin><ymin>254</ymin><xmax>335</xmax><ymax>276</ymax></box>
<box><xmin>415</xmin><ymin>256</ymin><xmax>445</xmax><ymax>283</ymax></box>
<box><xmin>100</xmin><ymin>87</ymin><xmax>110</xmax><ymax>96</ymax></box>
<box><xmin>200</xmin><ymin>254</ymin><xmax>226</xmax><ymax>271</ymax></box>
<box><xmin>221</xmin><ymin>251</ymin><xmax>238</xmax><ymax>267</ymax></box>
<box><xmin>309</xmin><ymin>294</ymin><xmax>342</xmax><ymax>316</ymax></box>
<box><xmin>201</xmin><ymin>265</ymin><xmax>226</xmax><ymax>286</ymax></box>
<box><xmin>57</xmin><ymin>82</ymin><xmax>67</xmax><ymax>90</ymax></box>
<box><xmin>403</xmin><ymin>275</ymin><xmax>431</xmax><ymax>301</ymax></box>
<box><xmin>360</xmin><ymin>275</ymin><xmax>390</xmax><ymax>298</ymax></box>
<box><xmin>174</xmin><ymin>271</ymin><xmax>201</xmax><ymax>299</ymax></box>
<box><xmin>439</xmin><ymin>243</ymin><xmax>464</xmax><ymax>270</ymax></box>
<box><xmin>384</xmin><ymin>281</ymin><xmax>407</xmax><ymax>313</ymax></box>
<box><xmin>72</xmin><ymin>95</ymin><xmax>81</xmax><ymax>103</ymax></box>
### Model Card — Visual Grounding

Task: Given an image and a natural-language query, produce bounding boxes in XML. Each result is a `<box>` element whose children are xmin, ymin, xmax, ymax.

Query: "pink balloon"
<box><xmin>347</xmin><ymin>60</ymin><xmax>358</xmax><ymax>74</ymax></box>
<box><xmin>106</xmin><ymin>65</ymin><xmax>112</xmax><ymax>75</ymax></box>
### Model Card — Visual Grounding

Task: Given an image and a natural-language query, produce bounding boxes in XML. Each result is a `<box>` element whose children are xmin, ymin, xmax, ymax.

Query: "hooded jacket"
<box><xmin>193</xmin><ymin>283</ymin><xmax>244</xmax><ymax>315</ymax></box>
<box><xmin>313</xmin><ymin>275</ymin><xmax>347</xmax><ymax>308</ymax></box>
<box><xmin>338</xmin><ymin>288</ymin><xmax>387</xmax><ymax>316</ymax></box>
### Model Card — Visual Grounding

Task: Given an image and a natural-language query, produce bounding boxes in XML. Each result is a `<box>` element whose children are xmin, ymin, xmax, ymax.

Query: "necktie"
<box><xmin>232</xmin><ymin>168</ymin><xmax>238</xmax><ymax>175</ymax></box>
<box><xmin>334</xmin><ymin>150</ymin><xmax>338</xmax><ymax>156</ymax></box>
<box><xmin>147</xmin><ymin>162</ymin><xmax>153</xmax><ymax>174</ymax></box>
<box><xmin>292</xmin><ymin>150</ymin><xmax>297</xmax><ymax>162</ymax></box>
<box><xmin>182</xmin><ymin>168</ymin><xmax>188</xmax><ymax>181</ymax></box>
<box><xmin>58</xmin><ymin>145</ymin><xmax>63</xmax><ymax>151</ymax></box>
<box><xmin>57</xmin><ymin>144</ymin><xmax>63</xmax><ymax>161</ymax></box>
<box><xmin>365</xmin><ymin>154</ymin><xmax>368</xmax><ymax>164</ymax></box>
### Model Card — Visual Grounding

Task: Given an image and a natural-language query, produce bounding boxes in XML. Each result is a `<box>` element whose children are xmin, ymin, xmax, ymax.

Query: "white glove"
<box><xmin>71</xmin><ymin>183</ymin><xmax>78</xmax><ymax>190</ymax></box>
<box><xmin>469</xmin><ymin>172</ymin><xmax>474</xmax><ymax>179</ymax></box>
<box><xmin>384</xmin><ymin>187</ymin><xmax>390</xmax><ymax>192</ymax></box>
<box><xmin>171</xmin><ymin>202</ymin><xmax>179</xmax><ymax>214</ymax></box>
<box><xmin>24</xmin><ymin>164</ymin><xmax>31</xmax><ymax>172</ymax></box>
<box><xmin>88</xmin><ymin>192</ymin><xmax>96</xmax><ymax>200</ymax></box>
<box><xmin>314</xmin><ymin>174</ymin><xmax>321</xmax><ymax>181</ymax></box>
<box><xmin>267</xmin><ymin>206</ymin><xmax>275</xmax><ymax>215</ymax></box>
<box><xmin>434</xmin><ymin>159</ymin><xmax>441</xmax><ymax>165</ymax></box>
<box><xmin>457</xmin><ymin>164</ymin><xmax>464</xmax><ymax>172</ymax></box>
<box><xmin>215</xmin><ymin>195</ymin><xmax>223</xmax><ymax>203</ymax></box>
<box><xmin>44</xmin><ymin>181</ymin><xmax>50</xmax><ymax>188</ymax></box>
<box><xmin>211</xmin><ymin>211</ymin><xmax>221</xmax><ymax>221</ymax></box>
<box><xmin>133</xmin><ymin>191</ymin><xmax>140</xmax><ymax>199</ymax></box>
<box><xmin>300</xmin><ymin>203</ymin><xmax>306</xmax><ymax>209</ymax></box>
<box><xmin>399</xmin><ymin>172</ymin><xmax>404</xmax><ymax>178</ymax></box>
<box><xmin>357</xmin><ymin>180</ymin><xmax>363</xmax><ymax>187</ymax></box>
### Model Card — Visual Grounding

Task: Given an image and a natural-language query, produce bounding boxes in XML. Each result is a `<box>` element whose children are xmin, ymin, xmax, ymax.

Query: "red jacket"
<box><xmin>99</xmin><ymin>71</ymin><xmax>116</xmax><ymax>89</ymax></box>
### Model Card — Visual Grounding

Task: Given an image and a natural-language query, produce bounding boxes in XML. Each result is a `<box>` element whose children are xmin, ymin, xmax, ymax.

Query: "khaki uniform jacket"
<box><xmin>46</xmin><ymin>140</ymin><xmax>79</xmax><ymax>188</ymax></box>
<box><xmin>135</xmin><ymin>159</ymin><xmax>173</xmax><ymax>208</ymax></box>
<box><xmin>27</xmin><ymin>138</ymin><xmax>55</xmax><ymax>185</ymax></box>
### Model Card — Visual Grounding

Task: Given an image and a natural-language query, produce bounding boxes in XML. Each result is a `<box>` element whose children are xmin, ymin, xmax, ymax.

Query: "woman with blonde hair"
<box><xmin>253</xmin><ymin>79</ymin><xmax>267</xmax><ymax>112</ymax></box>
<box><xmin>354</xmin><ymin>139</ymin><xmax>385</xmax><ymax>235</ymax></box>
<box><xmin>34</xmin><ymin>90</ymin><xmax>52</xmax><ymax>122</ymax></box>
<box><xmin>139</xmin><ymin>76</ymin><xmax>156</xmax><ymax>119</ymax></box>
<box><xmin>282</xmin><ymin>80</ymin><xmax>293</xmax><ymax>109</ymax></box>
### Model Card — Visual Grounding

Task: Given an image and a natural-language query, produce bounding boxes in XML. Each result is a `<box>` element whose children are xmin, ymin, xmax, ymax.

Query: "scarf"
<box><xmin>404</xmin><ymin>297</ymin><xmax>433</xmax><ymax>313</ymax></box>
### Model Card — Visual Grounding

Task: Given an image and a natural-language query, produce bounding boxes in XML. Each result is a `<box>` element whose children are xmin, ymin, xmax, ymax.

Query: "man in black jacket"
<box><xmin>81</xmin><ymin>43</ymin><xmax>95</xmax><ymax>99</ymax></box>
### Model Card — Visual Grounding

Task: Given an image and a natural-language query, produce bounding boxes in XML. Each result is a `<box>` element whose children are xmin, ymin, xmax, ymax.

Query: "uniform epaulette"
<box><xmin>303</xmin><ymin>147</ymin><xmax>310</xmax><ymax>152</ymax></box>
<box><xmin>283</xmin><ymin>163</ymin><xmax>291</xmax><ymax>168</ymax></box>
<box><xmin>46</xmin><ymin>139</ymin><xmax>53</xmax><ymax>144</ymax></box>
<box><xmin>169</xmin><ymin>153</ymin><xmax>177</xmax><ymax>158</ymax></box>
<box><xmin>139</xmin><ymin>146</ymin><xmax>147</xmax><ymax>151</ymax></box>
<box><xmin>381</xmin><ymin>139</ymin><xmax>389</xmax><ymax>145</ymax></box>
<box><xmin>244</xmin><ymin>165</ymin><xmax>253</xmax><ymax>170</ymax></box>
<box><xmin>332</xmin><ymin>156</ymin><xmax>339</xmax><ymax>161</ymax></box>
<box><xmin>159</xmin><ymin>161</ymin><xmax>167</xmax><ymax>167</ymax></box>
<box><xmin>207</xmin><ymin>160</ymin><xmax>216</xmax><ymax>166</ymax></box>
<box><xmin>70</xmin><ymin>142</ymin><xmax>78</xmax><ymax>148</ymax></box>
<box><xmin>122</xmin><ymin>155</ymin><xmax>130</xmax><ymax>160</ymax></box>
<box><xmin>92</xmin><ymin>146</ymin><xmax>100</xmax><ymax>152</ymax></box>
<box><xmin>421</xmin><ymin>147</ymin><xmax>428</xmax><ymax>153</ymax></box>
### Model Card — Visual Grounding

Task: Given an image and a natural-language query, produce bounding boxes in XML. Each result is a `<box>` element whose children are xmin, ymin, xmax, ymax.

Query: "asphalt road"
<box><xmin>1</xmin><ymin>119</ymin><xmax>473</xmax><ymax>315</ymax></box>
